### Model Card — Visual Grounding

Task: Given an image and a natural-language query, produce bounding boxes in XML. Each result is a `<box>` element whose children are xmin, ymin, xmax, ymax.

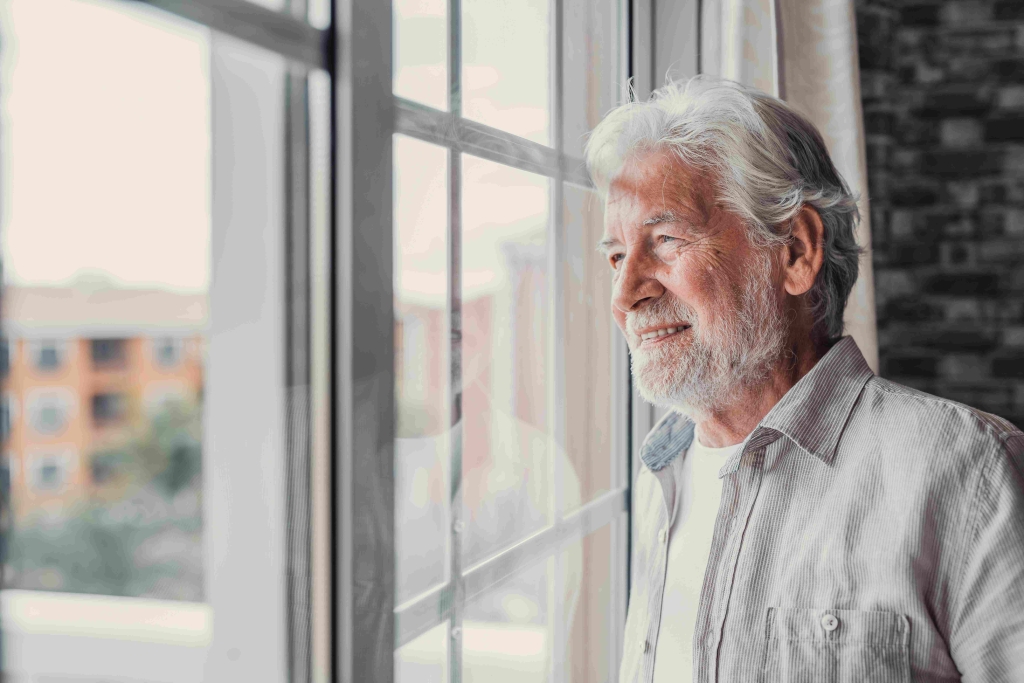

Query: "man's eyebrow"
<box><xmin>596</xmin><ymin>237</ymin><xmax>621</xmax><ymax>254</ymax></box>
<box><xmin>642</xmin><ymin>211</ymin><xmax>680</xmax><ymax>227</ymax></box>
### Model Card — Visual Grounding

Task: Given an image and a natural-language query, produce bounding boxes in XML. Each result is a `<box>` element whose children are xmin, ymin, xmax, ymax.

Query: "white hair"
<box><xmin>585</xmin><ymin>75</ymin><xmax>862</xmax><ymax>340</ymax></box>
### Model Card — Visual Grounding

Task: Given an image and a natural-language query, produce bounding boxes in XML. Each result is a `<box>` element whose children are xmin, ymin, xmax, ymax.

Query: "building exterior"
<box><xmin>1</xmin><ymin>284</ymin><xmax>205</xmax><ymax>521</ymax></box>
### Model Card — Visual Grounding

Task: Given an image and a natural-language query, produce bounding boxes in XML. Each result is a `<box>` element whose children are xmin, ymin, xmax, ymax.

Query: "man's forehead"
<box><xmin>603</xmin><ymin>151</ymin><xmax>713</xmax><ymax>232</ymax></box>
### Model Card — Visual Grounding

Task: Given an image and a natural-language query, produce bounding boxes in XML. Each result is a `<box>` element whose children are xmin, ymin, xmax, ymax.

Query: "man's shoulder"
<box><xmin>856</xmin><ymin>375</ymin><xmax>1023</xmax><ymax>464</ymax></box>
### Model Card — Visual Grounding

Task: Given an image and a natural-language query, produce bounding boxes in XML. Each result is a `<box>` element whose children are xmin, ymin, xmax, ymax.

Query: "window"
<box><xmin>27</xmin><ymin>450</ymin><xmax>73</xmax><ymax>492</ymax></box>
<box><xmin>30</xmin><ymin>339</ymin><xmax>66</xmax><ymax>372</ymax></box>
<box><xmin>26</xmin><ymin>390</ymin><xmax>73</xmax><ymax>436</ymax></box>
<box><xmin>0</xmin><ymin>395</ymin><xmax>16</xmax><ymax>442</ymax></box>
<box><xmin>1</xmin><ymin>1</ymin><xmax>330</xmax><ymax>681</ymax></box>
<box><xmin>2</xmin><ymin>0</ymin><xmax>639</xmax><ymax>680</ymax></box>
<box><xmin>153</xmin><ymin>336</ymin><xmax>183</xmax><ymax>368</ymax></box>
<box><xmin>90</xmin><ymin>338</ymin><xmax>127</xmax><ymax>369</ymax></box>
<box><xmin>0</xmin><ymin>338</ymin><xmax>9</xmax><ymax>376</ymax></box>
<box><xmin>392</xmin><ymin>0</ymin><xmax>629</xmax><ymax>679</ymax></box>
<box><xmin>91</xmin><ymin>392</ymin><xmax>127</xmax><ymax>426</ymax></box>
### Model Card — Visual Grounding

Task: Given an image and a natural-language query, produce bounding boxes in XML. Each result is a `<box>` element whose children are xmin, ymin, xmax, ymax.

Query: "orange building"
<box><xmin>1</xmin><ymin>284</ymin><xmax>205</xmax><ymax>521</ymax></box>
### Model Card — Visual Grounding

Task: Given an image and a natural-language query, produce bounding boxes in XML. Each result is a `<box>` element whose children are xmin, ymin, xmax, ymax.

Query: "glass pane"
<box><xmin>308</xmin><ymin>0</ymin><xmax>331</xmax><ymax>29</ymax></box>
<box><xmin>396</xmin><ymin>621</ymin><xmax>449</xmax><ymax>683</ymax></box>
<box><xmin>1</xmin><ymin>1</ymin><xmax>300</xmax><ymax>680</ymax></box>
<box><xmin>394</xmin><ymin>0</ymin><xmax>447</xmax><ymax>110</ymax></box>
<box><xmin>565</xmin><ymin>525</ymin><xmax>612</xmax><ymax>682</ymax></box>
<box><xmin>562</xmin><ymin>185</ymin><xmax>614</xmax><ymax>513</ymax></box>
<box><xmin>394</xmin><ymin>135</ymin><xmax>451</xmax><ymax>603</ymax></box>
<box><xmin>462</xmin><ymin>0</ymin><xmax>551</xmax><ymax>145</ymax></box>
<box><xmin>461</xmin><ymin>156</ymin><xmax>552</xmax><ymax>567</ymax></box>
<box><xmin>243</xmin><ymin>0</ymin><xmax>286</xmax><ymax>11</ymax></box>
<box><xmin>562</xmin><ymin>0</ymin><xmax>622</xmax><ymax>157</ymax></box>
<box><xmin>463</xmin><ymin>557</ymin><xmax>553</xmax><ymax>682</ymax></box>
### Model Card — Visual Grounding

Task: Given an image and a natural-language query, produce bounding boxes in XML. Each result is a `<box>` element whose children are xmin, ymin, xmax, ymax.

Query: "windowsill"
<box><xmin>1</xmin><ymin>589</ymin><xmax>213</xmax><ymax>647</ymax></box>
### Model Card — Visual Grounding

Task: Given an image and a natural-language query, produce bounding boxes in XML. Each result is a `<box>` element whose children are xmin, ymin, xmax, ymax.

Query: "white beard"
<box><xmin>626</xmin><ymin>251</ymin><xmax>789</xmax><ymax>415</ymax></box>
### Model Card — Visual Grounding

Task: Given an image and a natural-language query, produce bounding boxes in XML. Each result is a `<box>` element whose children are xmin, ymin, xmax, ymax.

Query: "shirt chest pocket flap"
<box><xmin>762</xmin><ymin>607</ymin><xmax>911</xmax><ymax>683</ymax></box>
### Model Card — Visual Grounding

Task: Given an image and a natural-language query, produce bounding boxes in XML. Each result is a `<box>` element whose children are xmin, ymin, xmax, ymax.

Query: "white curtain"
<box><xmin>700</xmin><ymin>0</ymin><xmax>880</xmax><ymax>371</ymax></box>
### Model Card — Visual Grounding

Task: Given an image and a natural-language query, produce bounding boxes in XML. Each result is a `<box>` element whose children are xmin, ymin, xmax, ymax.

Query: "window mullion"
<box><xmin>548</xmin><ymin>0</ymin><xmax>567</xmax><ymax>680</ymax></box>
<box><xmin>447</xmin><ymin>0</ymin><xmax>465</xmax><ymax>680</ymax></box>
<box><xmin>135</xmin><ymin>0</ymin><xmax>330</xmax><ymax>69</ymax></box>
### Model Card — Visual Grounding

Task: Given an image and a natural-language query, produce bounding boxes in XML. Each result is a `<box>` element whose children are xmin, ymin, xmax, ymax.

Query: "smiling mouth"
<box><xmin>638</xmin><ymin>324</ymin><xmax>691</xmax><ymax>343</ymax></box>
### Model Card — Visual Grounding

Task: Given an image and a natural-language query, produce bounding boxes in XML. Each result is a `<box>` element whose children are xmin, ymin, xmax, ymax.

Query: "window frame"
<box><xmin>48</xmin><ymin>0</ymin><xmax>648</xmax><ymax>680</ymax></box>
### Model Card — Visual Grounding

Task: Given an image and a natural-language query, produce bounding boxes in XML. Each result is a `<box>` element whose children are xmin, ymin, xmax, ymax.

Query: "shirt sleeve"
<box><xmin>949</xmin><ymin>433</ymin><xmax>1024</xmax><ymax>682</ymax></box>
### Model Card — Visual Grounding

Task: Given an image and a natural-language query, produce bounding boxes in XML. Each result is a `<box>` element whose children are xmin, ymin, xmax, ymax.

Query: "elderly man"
<box><xmin>586</xmin><ymin>76</ymin><xmax>1024</xmax><ymax>682</ymax></box>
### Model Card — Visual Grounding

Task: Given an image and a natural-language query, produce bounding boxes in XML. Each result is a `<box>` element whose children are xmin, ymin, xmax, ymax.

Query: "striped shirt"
<box><xmin>621</xmin><ymin>336</ymin><xmax>1024</xmax><ymax>683</ymax></box>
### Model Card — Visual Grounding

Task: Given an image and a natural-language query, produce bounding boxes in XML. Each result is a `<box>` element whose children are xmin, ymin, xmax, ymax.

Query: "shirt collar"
<box><xmin>639</xmin><ymin>336</ymin><xmax>874</xmax><ymax>474</ymax></box>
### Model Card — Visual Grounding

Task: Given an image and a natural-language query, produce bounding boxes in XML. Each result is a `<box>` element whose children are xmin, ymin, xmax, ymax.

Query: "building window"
<box><xmin>27</xmin><ymin>390</ymin><xmax>72</xmax><ymax>436</ymax></box>
<box><xmin>0</xmin><ymin>337</ymin><xmax>9</xmax><ymax>377</ymax></box>
<box><xmin>89</xmin><ymin>449</ymin><xmax>123</xmax><ymax>486</ymax></box>
<box><xmin>91</xmin><ymin>392</ymin><xmax>127</xmax><ymax>427</ymax></box>
<box><xmin>29</xmin><ymin>339</ymin><xmax>66</xmax><ymax>372</ymax></box>
<box><xmin>0</xmin><ymin>395</ymin><xmax>15</xmax><ymax>441</ymax></box>
<box><xmin>153</xmin><ymin>337</ymin><xmax>183</xmax><ymax>368</ymax></box>
<box><xmin>28</xmin><ymin>451</ymin><xmax>72</xmax><ymax>492</ymax></box>
<box><xmin>91</xmin><ymin>338</ymin><xmax>127</xmax><ymax>369</ymax></box>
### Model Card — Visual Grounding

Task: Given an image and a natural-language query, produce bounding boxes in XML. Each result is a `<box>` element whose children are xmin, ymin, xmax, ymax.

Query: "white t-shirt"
<box><xmin>652</xmin><ymin>436</ymin><xmax>742</xmax><ymax>683</ymax></box>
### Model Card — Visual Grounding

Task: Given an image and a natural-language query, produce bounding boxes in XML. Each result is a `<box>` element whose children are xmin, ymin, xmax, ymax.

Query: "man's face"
<box><xmin>600</xmin><ymin>149</ymin><xmax>789</xmax><ymax>412</ymax></box>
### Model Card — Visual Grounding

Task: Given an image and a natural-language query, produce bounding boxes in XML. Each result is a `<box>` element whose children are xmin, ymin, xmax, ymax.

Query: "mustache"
<box><xmin>625</xmin><ymin>296</ymin><xmax>697</xmax><ymax>336</ymax></box>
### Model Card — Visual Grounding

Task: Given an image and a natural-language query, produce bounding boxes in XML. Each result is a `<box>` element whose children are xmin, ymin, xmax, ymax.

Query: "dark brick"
<box><xmin>884</xmin><ymin>355</ymin><xmax>939</xmax><ymax>377</ymax></box>
<box><xmin>891</xmin><ymin>183</ymin><xmax>940</xmax><ymax>207</ymax></box>
<box><xmin>890</xmin><ymin>243</ymin><xmax>940</xmax><ymax>265</ymax></box>
<box><xmin>924</xmin><ymin>272</ymin><xmax>1001</xmax><ymax>295</ymax></box>
<box><xmin>994</xmin><ymin>1</ymin><xmax>1024</xmax><ymax>21</ymax></box>
<box><xmin>993</xmin><ymin>355</ymin><xmax>1024</xmax><ymax>378</ymax></box>
<box><xmin>884</xmin><ymin>298</ymin><xmax>945</xmax><ymax>322</ymax></box>
<box><xmin>994</xmin><ymin>59</ymin><xmax>1024</xmax><ymax>80</ymax></box>
<box><xmin>985</xmin><ymin>116</ymin><xmax>1024</xmax><ymax>142</ymax></box>
<box><xmin>919</xmin><ymin>87</ymin><xmax>991</xmax><ymax>117</ymax></box>
<box><xmin>921</xmin><ymin>150</ymin><xmax>1003</xmax><ymax>178</ymax></box>
<box><xmin>915</xmin><ymin>329</ymin><xmax>1001</xmax><ymax>352</ymax></box>
<box><xmin>902</xmin><ymin>4</ymin><xmax>941</xmax><ymax>25</ymax></box>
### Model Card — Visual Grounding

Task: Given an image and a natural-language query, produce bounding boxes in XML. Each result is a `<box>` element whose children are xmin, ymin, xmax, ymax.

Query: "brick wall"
<box><xmin>857</xmin><ymin>0</ymin><xmax>1024</xmax><ymax>427</ymax></box>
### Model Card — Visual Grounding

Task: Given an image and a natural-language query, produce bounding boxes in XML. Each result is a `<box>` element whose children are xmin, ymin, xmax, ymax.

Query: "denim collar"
<box><xmin>639</xmin><ymin>336</ymin><xmax>874</xmax><ymax>476</ymax></box>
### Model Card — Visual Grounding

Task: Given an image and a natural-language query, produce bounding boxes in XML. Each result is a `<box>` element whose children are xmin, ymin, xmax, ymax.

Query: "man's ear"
<box><xmin>784</xmin><ymin>205</ymin><xmax>825</xmax><ymax>297</ymax></box>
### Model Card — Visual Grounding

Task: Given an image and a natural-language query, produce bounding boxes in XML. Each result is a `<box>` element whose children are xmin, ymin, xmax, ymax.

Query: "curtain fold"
<box><xmin>700</xmin><ymin>0</ymin><xmax>879</xmax><ymax>371</ymax></box>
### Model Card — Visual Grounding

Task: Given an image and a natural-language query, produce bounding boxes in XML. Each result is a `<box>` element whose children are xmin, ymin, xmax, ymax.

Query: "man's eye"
<box><xmin>609</xmin><ymin>253</ymin><xmax>625</xmax><ymax>268</ymax></box>
<box><xmin>659</xmin><ymin>235</ymin><xmax>678</xmax><ymax>244</ymax></box>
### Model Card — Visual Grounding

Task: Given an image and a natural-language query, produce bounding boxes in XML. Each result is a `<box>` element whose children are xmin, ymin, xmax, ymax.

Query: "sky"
<box><xmin>0</xmin><ymin>0</ymin><xmax>211</xmax><ymax>293</ymax></box>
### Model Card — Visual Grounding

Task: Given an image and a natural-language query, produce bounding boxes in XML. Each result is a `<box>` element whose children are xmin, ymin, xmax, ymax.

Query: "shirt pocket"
<box><xmin>762</xmin><ymin>607</ymin><xmax>911</xmax><ymax>683</ymax></box>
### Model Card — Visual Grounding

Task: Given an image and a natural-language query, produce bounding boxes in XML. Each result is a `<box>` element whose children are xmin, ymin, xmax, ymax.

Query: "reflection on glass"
<box><xmin>462</xmin><ymin>0</ymin><xmax>550</xmax><ymax>144</ymax></box>
<box><xmin>243</xmin><ymin>0</ymin><xmax>286</xmax><ymax>11</ymax></box>
<box><xmin>394</xmin><ymin>135</ymin><xmax>450</xmax><ymax>603</ymax></box>
<box><xmin>463</xmin><ymin>557</ymin><xmax>553</xmax><ymax>682</ymax></box>
<box><xmin>396</xmin><ymin>621</ymin><xmax>449</xmax><ymax>683</ymax></box>
<box><xmin>562</xmin><ymin>0</ymin><xmax>623</xmax><ymax>157</ymax></box>
<box><xmin>394</xmin><ymin>0</ymin><xmax>447</xmax><ymax>110</ymax></box>
<box><xmin>461</xmin><ymin>156</ymin><xmax>552</xmax><ymax>567</ymax></box>
<box><xmin>1</xmin><ymin>0</ymin><xmax>208</xmax><ymax>603</ymax></box>
<box><xmin>562</xmin><ymin>185</ymin><xmax>614</xmax><ymax>513</ymax></box>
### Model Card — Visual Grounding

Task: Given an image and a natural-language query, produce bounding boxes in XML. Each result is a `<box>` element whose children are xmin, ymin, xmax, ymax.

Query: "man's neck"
<box><xmin>688</xmin><ymin>337</ymin><xmax>829</xmax><ymax>449</ymax></box>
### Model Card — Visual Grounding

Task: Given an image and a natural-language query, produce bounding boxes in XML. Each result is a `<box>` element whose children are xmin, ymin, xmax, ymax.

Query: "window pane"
<box><xmin>462</xmin><ymin>557</ymin><xmax>553</xmax><ymax>681</ymax></box>
<box><xmin>1</xmin><ymin>1</ymin><xmax>299</xmax><ymax>680</ymax></box>
<box><xmin>565</xmin><ymin>524</ymin><xmax>613</xmax><ymax>683</ymax></box>
<box><xmin>562</xmin><ymin>0</ymin><xmax>623</xmax><ymax>158</ymax></box>
<box><xmin>562</xmin><ymin>185</ymin><xmax>614</xmax><ymax>512</ymax></box>
<box><xmin>462</xmin><ymin>0</ymin><xmax>551</xmax><ymax>145</ymax></box>
<box><xmin>394</xmin><ymin>134</ymin><xmax>451</xmax><ymax>603</ymax></box>
<box><xmin>394</xmin><ymin>0</ymin><xmax>447</xmax><ymax>111</ymax></box>
<box><xmin>396</xmin><ymin>621</ymin><xmax>449</xmax><ymax>683</ymax></box>
<box><xmin>461</xmin><ymin>156</ymin><xmax>552</xmax><ymax>567</ymax></box>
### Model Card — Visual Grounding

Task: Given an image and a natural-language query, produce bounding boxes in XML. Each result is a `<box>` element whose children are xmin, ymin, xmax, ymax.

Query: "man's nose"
<box><xmin>612</xmin><ymin>250</ymin><xmax>664</xmax><ymax>314</ymax></box>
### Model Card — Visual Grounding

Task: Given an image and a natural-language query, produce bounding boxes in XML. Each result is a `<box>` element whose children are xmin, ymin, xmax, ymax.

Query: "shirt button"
<box><xmin>658</xmin><ymin>528</ymin><xmax>667</xmax><ymax>544</ymax></box>
<box><xmin>821</xmin><ymin>614</ymin><xmax>840</xmax><ymax>632</ymax></box>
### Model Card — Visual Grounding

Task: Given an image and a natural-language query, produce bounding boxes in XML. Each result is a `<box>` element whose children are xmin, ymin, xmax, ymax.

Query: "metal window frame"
<box><xmin>128</xmin><ymin>0</ymin><xmax>641</xmax><ymax>680</ymax></box>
